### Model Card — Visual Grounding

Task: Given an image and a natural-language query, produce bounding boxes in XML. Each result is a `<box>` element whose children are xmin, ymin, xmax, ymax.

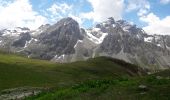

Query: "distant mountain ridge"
<box><xmin>0</xmin><ymin>17</ymin><xmax>170</xmax><ymax>71</ymax></box>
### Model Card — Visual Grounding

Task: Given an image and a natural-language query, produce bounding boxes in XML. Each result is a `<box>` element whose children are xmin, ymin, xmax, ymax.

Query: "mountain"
<box><xmin>0</xmin><ymin>17</ymin><xmax>170</xmax><ymax>71</ymax></box>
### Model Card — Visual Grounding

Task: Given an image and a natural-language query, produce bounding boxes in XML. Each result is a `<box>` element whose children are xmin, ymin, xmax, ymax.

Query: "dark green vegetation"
<box><xmin>0</xmin><ymin>53</ymin><xmax>144</xmax><ymax>91</ymax></box>
<box><xmin>27</xmin><ymin>76</ymin><xmax>170</xmax><ymax>100</ymax></box>
<box><xmin>0</xmin><ymin>53</ymin><xmax>170</xmax><ymax>100</ymax></box>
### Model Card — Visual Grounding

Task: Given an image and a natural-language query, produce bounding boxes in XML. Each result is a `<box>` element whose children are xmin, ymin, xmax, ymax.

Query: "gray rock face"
<box><xmin>12</xmin><ymin>32</ymin><xmax>31</xmax><ymax>47</ymax></box>
<box><xmin>99</xmin><ymin>21</ymin><xmax>145</xmax><ymax>55</ymax></box>
<box><xmin>97</xmin><ymin>19</ymin><xmax>170</xmax><ymax>70</ymax></box>
<box><xmin>0</xmin><ymin>27</ymin><xmax>31</xmax><ymax>52</ymax></box>
<box><xmin>0</xmin><ymin>17</ymin><xmax>169</xmax><ymax>71</ymax></box>
<box><xmin>39</xmin><ymin>17</ymin><xmax>82</xmax><ymax>55</ymax></box>
<box><xmin>24</xmin><ymin>17</ymin><xmax>83</xmax><ymax>60</ymax></box>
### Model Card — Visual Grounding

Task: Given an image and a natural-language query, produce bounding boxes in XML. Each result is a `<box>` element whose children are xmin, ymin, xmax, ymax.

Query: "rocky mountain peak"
<box><xmin>25</xmin><ymin>17</ymin><xmax>83</xmax><ymax>60</ymax></box>
<box><xmin>54</xmin><ymin>17</ymin><xmax>78</xmax><ymax>28</ymax></box>
<box><xmin>106</xmin><ymin>17</ymin><xmax>115</xmax><ymax>25</ymax></box>
<box><xmin>0</xmin><ymin>17</ymin><xmax>169</xmax><ymax>71</ymax></box>
<box><xmin>38</xmin><ymin>24</ymin><xmax>50</xmax><ymax>30</ymax></box>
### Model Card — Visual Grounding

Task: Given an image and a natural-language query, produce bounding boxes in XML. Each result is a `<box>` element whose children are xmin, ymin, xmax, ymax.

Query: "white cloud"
<box><xmin>80</xmin><ymin>12</ymin><xmax>94</xmax><ymax>23</ymax></box>
<box><xmin>46</xmin><ymin>3</ymin><xmax>73</xmax><ymax>23</ymax></box>
<box><xmin>137</xmin><ymin>8</ymin><xmax>149</xmax><ymax>17</ymax></box>
<box><xmin>160</xmin><ymin>0</ymin><xmax>170</xmax><ymax>4</ymax></box>
<box><xmin>46</xmin><ymin>2</ymin><xmax>85</xmax><ymax>27</ymax></box>
<box><xmin>47</xmin><ymin>3</ymin><xmax>72</xmax><ymax>15</ymax></box>
<box><xmin>126</xmin><ymin>0</ymin><xmax>151</xmax><ymax>27</ymax></box>
<box><xmin>126</xmin><ymin>0</ymin><xmax>150</xmax><ymax>12</ymax></box>
<box><xmin>0</xmin><ymin>0</ymin><xmax>48</xmax><ymax>30</ymax></box>
<box><xmin>126</xmin><ymin>0</ymin><xmax>150</xmax><ymax>19</ymax></box>
<box><xmin>126</xmin><ymin>0</ymin><xmax>170</xmax><ymax>35</ymax></box>
<box><xmin>140</xmin><ymin>13</ymin><xmax>170</xmax><ymax>35</ymax></box>
<box><xmin>82</xmin><ymin>0</ymin><xmax>124</xmax><ymax>22</ymax></box>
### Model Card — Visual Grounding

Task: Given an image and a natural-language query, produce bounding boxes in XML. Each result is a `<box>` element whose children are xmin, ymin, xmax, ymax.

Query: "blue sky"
<box><xmin>0</xmin><ymin>0</ymin><xmax>170</xmax><ymax>35</ymax></box>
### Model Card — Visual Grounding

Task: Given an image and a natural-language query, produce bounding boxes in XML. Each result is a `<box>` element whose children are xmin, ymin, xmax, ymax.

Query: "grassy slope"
<box><xmin>0</xmin><ymin>53</ymin><xmax>169</xmax><ymax>100</ymax></box>
<box><xmin>28</xmin><ymin>71</ymin><xmax>170</xmax><ymax>100</ymax></box>
<box><xmin>0</xmin><ymin>53</ymin><xmax>143</xmax><ymax>91</ymax></box>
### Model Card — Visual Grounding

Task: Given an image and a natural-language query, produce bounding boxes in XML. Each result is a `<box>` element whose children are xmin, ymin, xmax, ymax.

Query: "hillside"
<box><xmin>0</xmin><ymin>53</ymin><xmax>144</xmax><ymax>91</ymax></box>
<box><xmin>28</xmin><ymin>74</ymin><xmax>170</xmax><ymax>100</ymax></box>
<box><xmin>0</xmin><ymin>53</ymin><xmax>170</xmax><ymax>100</ymax></box>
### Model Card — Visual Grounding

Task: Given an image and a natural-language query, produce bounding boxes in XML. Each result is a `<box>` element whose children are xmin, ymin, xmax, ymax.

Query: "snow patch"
<box><xmin>136</xmin><ymin>34</ymin><xmax>141</xmax><ymax>39</ymax></box>
<box><xmin>24</xmin><ymin>38</ymin><xmax>38</xmax><ymax>48</ymax></box>
<box><xmin>157</xmin><ymin>44</ymin><xmax>161</xmax><ymax>47</ymax></box>
<box><xmin>102</xmin><ymin>22</ymin><xmax>107</xmax><ymax>26</ymax></box>
<box><xmin>57</xmin><ymin>54</ymin><xmax>65</xmax><ymax>60</ymax></box>
<box><xmin>9</xmin><ymin>27</ymin><xmax>29</xmax><ymax>33</ymax></box>
<box><xmin>99</xmin><ymin>32</ymin><xmax>108</xmax><ymax>43</ymax></box>
<box><xmin>144</xmin><ymin>37</ymin><xmax>153</xmax><ymax>43</ymax></box>
<box><xmin>166</xmin><ymin>45</ymin><xmax>170</xmax><ymax>50</ymax></box>
<box><xmin>2</xmin><ymin>27</ymin><xmax>30</xmax><ymax>37</ymax></box>
<box><xmin>64</xmin><ymin>22</ymin><xmax>68</xmax><ymax>26</ymax></box>
<box><xmin>53</xmin><ymin>55</ymin><xmax>58</xmax><ymax>59</ymax></box>
<box><xmin>86</xmin><ymin>30</ymin><xmax>108</xmax><ymax>44</ymax></box>
<box><xmin>0</xmin><ymin>40</ymin><xmax>2</xmax><ymax>45</ymax></box>
<box><xmin>93</xmin><ymin>28</ymin><xmax>100</xmax><ymax>32</ymax></box>
<box><xmin>24</xmin><ymin>41</ymin><xmax>29</xmax><ymax>48</ymax></box>
<box><xmin>155</xmin><ymin>36</ymin><xmax>161</xmax><ymax>41</ymax></box>
<box><xmin>122</xmin><ymin>25</ymin><xmax>131</xmax><ymax>32</ymax></box>
<box><xmin>74</xmin><ymin>40</ymin><xmax>83</xmax><ymax>48</ymax></box>
<box><xmin>112</xmin><ymin>24</ymin><xmax>116</xmax><ymax>28</ymax></box>
<box><xmin>34</xmin><ymin>39</ymin><xmax>38</xmax><ymax>42</ymax></box>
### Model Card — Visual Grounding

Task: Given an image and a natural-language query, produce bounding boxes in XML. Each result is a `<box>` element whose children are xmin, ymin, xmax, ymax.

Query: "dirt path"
<box><xmin>0</xmin><ymin>87</ymin><xmax>44</xmax><ymax>100</ymax></box>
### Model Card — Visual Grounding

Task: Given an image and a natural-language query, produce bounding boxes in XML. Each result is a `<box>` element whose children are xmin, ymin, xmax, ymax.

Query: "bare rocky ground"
<box><xmin>0</xmin><ymin>87</ymin><xmax>44</xmax><ymax>100</ymax></box>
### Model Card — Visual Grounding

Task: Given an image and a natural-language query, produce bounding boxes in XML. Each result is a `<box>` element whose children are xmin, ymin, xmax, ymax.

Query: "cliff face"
<box><xmin>0</xmin><ymin>17</ymin><xmax>169</xmax><ymax>71</ymax></box>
